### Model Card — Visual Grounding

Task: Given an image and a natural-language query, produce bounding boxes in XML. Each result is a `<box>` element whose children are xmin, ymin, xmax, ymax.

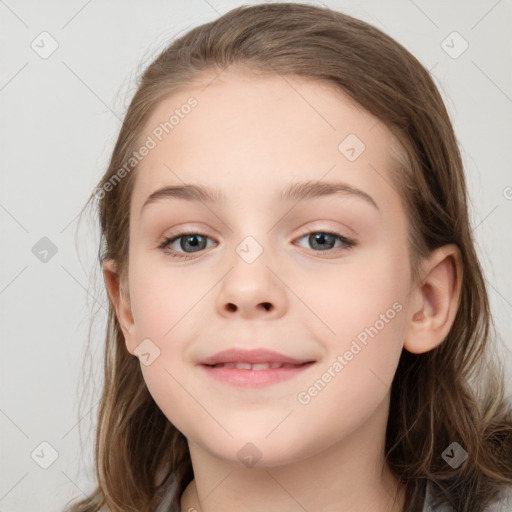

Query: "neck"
<box><xmin>180</xmin><ymin>395</ymin><xmax>405</xmax><ymax>512</ymax></box>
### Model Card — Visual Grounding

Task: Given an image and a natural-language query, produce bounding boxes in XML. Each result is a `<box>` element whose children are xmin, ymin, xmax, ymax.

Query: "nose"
<box><xmin>225</xmin><ymin>300</ymin><xmax>273</xmax><ymax>313</ymax></box>
<box><xmin>215</xmin><ymin>243</ymin><xmax>287</xmax><ymax>320</ymax></box>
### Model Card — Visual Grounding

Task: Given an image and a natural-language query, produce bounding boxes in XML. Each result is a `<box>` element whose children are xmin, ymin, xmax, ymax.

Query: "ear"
<box><xmin>102</xmin><ymin>258</ymin><xmax>137</xmax><ymax>355</ymax></box>
<box><xmin>403</xmin><ymin>244</ymin><xmax>463</xmax><ymax>354</ymax></box>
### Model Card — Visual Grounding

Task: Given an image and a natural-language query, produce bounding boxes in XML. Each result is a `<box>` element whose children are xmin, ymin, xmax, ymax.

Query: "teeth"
<box><xmin>251</xmin><ymin>363</ymin><xmax>271</xmax><ymax>370</ymax></box>
<box><xmin>235</xmin><ymin>362</ymin><xmax>252</xmax><ymax>370</ymax></box>
<box><xmin>212</xmin><ymin>362</ymin><xmax>301</xmax><ymax>370</ymax></box>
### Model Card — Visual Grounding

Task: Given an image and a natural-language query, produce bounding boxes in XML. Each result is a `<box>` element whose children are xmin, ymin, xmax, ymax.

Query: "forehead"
<box><xmin>130</xmin><ymin>70</ymin><xmax>403</xmax><ymax>217</ymax></box>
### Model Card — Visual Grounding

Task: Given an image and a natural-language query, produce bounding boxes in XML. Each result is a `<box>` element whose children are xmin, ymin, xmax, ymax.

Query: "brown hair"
<box><xmin>65</xmin><ymin>3</ymin><xmax>512</xmax><ymax>511</ymax></box>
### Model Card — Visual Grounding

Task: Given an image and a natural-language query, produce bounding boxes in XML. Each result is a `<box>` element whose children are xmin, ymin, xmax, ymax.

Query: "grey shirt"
<box><xmin>157</xmin><ymin>476</ymin><xmax>512</xmax><ymax>512</ymax></box>
<box><xmin>422</xmin><ymin>481</ymin><xmax>512</xmax><ymax>512</ymax></box>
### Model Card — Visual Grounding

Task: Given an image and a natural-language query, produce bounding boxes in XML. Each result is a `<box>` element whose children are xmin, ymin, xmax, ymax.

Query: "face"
<box><xmin>119</xmin><ymin>69</ymin><xmax>415</xmax><ymax>467</ymax></box>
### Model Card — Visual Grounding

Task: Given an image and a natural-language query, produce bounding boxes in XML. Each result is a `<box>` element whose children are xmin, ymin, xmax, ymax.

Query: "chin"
<box><xmin>206</xmin><ymin>433</ymin><xmax>315</xmax><ymax>469</ymax></box>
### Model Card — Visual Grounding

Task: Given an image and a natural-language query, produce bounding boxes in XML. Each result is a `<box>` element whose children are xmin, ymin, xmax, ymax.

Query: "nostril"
<box><xmin>226</xmin><ymin>303</ymin><xmax>237</xmax><ymax>312</ymax></box>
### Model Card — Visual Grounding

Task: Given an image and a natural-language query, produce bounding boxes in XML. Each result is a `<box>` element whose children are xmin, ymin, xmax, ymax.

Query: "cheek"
<box><xmin>288</xmin><ymin>259</ymin><xmax>409</xmax><ymax>454</ymax></box>
<box><xmin>127</xmin><ymin>271</ymin><xmax>202</xmax><ymax>434</ymax></box>
<box><xmin>128</xmin><ymin>256</ymin><xmax>202</xmax><ymax>342</ymax></box>
<box><xmin>293</xmin><ymin>244</ymin><xmax>410</xmax><ymax>409</ymax></box>
<box><xmin>299</xmin><ymin>244</ymin><xmax>409</xmax><ymax>341</ymax></box>
<box><xmin>126</xmin><ymin>259</ymin><xmax>215</xmax><ymax>431</ymax></box>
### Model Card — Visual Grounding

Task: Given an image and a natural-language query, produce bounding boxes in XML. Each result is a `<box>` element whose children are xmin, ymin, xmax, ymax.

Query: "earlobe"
<box><xmin>403</xmin><ymin>244</ymin><xmax>462</xmax><ymax>354</ymax></box>
<box><xmin>102</xmin><ymin>258</ymin><xmax>137</xmax><ymax>355</ymax></box>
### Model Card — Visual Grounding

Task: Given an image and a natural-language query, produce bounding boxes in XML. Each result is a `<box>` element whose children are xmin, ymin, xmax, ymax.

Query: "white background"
<box><xmin>1</xmin><ymin>0</ymin><xmax>511</xmax><ymax>510</ymax></box>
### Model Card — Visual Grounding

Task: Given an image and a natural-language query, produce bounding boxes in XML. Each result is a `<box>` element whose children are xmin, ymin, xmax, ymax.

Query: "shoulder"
<box><xmin>422</xmin><ymin>482</ymin><xmax>450</xmax><ymax>512</ymax></box>
<box><xmin>423</xmin><ymin>482</ymin><xmax>512</xmax><ymax>512</ymax></box>
<box><xmin>154</xmin><ymin>471</ymin><xmax>181</xmax><ymax>512</ymax></box>
<box><xmin>486</xmin><ymin>484</ymin><xmax>512</xmax><ymax>511</ymax></box>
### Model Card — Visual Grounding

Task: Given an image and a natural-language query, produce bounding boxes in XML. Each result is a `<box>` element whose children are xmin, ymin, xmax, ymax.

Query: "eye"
<box><xmin>294</xmin><ymin>229</ymin><xmax>356</xmax><ymax>255</ymax></box>
<box><xmin>158</xmin><ymin>228</ymin><xmax>357</xmax><ymax>261</ymax></box>
<box><xmin>158</xmin><ymin>229</ymin><xmax>216</xmax><ymax>260</ymax></box>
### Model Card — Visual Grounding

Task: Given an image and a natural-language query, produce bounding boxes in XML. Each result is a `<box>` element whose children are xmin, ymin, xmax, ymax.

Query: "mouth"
<box><xmin>199</xmin><ymin>362</ymin><xmax>315</xmax><ymax>387</ymax></box>
<box><xmin>204</xmin><ymin>361</ymin><xmax>309</xmax><ymax>370</ymax></box>
<box><xmin>198</xmin><ymin>347</ymin><xmax>314</xmax><ymax>367</ymax></box>
<box><xmin>197</xmin><ymin>349</ymin><xmax>316</xmax><ymax>387</ymax></box>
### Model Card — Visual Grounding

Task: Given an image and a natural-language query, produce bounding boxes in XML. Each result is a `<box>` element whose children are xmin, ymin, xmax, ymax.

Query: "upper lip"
<box><xmin>198</xmin><ymin>348</ymin><xmax>315</xmax><ymax>366</ymax></box>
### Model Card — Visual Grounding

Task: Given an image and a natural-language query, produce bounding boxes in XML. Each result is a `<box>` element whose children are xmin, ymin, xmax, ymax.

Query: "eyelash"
<box><xmin>158</xmin><ymin>227</ymin><xmax>357</xmax><ymax>261</ymax></box>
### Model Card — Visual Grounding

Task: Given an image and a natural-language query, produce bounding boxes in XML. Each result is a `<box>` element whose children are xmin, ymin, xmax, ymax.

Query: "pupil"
<box><xmin>187</xmin><ymin>235</ymin><xmax>199</xmax><ymax>247</ymax></box>
<box><xmin>311</xmin><ymin>233</ymin><xmax>334</xmax><ymax>250</ymax></box>
<box><xmin>182</xmin><ymin>234</ymin><xmax>205</xmax><ymax>252</ymax></box>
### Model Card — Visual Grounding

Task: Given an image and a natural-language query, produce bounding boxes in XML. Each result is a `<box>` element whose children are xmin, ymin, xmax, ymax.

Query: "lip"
<box><xmin>197</xmin><ymin>348</ymin><xmax>316</xmax><ymax>388</ymax></box>
<box><xmin>198</xmin><ymin>348</ymin><xmax>313</xmax><ymax>366</ymax></box>
<box><xmin>199</xmin><ymin>362</ymin><xmax>316</xmax><ymax>388</ymax></box>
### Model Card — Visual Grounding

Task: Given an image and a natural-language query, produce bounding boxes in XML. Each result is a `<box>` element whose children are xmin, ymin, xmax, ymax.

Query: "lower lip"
<box><xmin>199</xmin><ymin>362</ymin><xmax>315</xmax><ymax>388</ymax></box>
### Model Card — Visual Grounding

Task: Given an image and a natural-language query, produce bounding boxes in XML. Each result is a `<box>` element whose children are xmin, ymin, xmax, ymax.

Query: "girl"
<box><xmin>65</xmin><ymin>3</ymin><xmax>512</xmax><ymax>511</ymax></box>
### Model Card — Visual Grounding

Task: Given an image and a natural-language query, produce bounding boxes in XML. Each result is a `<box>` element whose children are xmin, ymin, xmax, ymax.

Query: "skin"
<box><xmin>103</xmin><ymin>68</ymin><xmax>462</xmax><ymax>512</ymax></box>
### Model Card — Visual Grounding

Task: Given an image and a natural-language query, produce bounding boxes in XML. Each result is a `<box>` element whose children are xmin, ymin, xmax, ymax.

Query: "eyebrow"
<box><xmin>140</xmin><ymin>179</ymin><xmax>379</xmax><ymax>214</ymax></box>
